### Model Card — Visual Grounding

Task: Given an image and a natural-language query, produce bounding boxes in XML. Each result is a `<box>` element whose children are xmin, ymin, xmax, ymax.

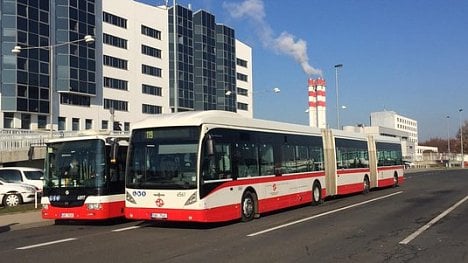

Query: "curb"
<box><xmin>0</xmin><ymin>210</ymin><xmax>54</xmax><ymax>232</ymax></box>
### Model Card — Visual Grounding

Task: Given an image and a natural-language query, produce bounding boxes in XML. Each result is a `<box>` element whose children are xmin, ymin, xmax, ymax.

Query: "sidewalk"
<box><xmin>0</xmin><ymin>210</ymin><xmax>53</xmax><ymax>232</ymax></box>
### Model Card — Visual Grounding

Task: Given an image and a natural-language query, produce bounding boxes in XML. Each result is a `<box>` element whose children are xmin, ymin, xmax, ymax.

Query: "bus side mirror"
<box><xmin>206</xmin><ymin>135</ymin><xmax>214</xmax><ymax>156</ymax></box>
<box><xmin>110</xmin><ymin>141</ymin><xmax>119</xmax><ymax>164</ymax></box>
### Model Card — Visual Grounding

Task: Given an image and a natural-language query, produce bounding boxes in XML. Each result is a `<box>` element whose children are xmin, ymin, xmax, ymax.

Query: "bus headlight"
<box><xmin>86</xmin><ymin>203</ymin><xmax>102</xmax><ymax>210</ymax></box>
<box><xmin>126</xmin><ymin>191</ymin><xmax>136</xmax><ymax>204</ymax></box>
<box><xmin>184</xmin><ymin>192</ymin><xmax>197</xmax><ymax>206</ymax></box>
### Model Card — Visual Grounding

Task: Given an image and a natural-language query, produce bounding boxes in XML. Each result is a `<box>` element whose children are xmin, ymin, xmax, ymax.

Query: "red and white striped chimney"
<box><xmin>308</xmin><ymin>78</ymin><xmax>327</xmax><ymax>128</ymax></box>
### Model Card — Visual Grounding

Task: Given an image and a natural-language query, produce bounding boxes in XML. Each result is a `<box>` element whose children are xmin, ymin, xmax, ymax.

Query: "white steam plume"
<box><xmin>223</xmin><ymin>0</ymin><xmax>322</xmax><ymax>76</ymax></box>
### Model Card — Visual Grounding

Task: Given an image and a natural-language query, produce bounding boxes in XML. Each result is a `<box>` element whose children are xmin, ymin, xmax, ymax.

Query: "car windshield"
<box><xmin>24</xmin><ymin>170</ymin><xmax>43</xmax><ymax>180</ymax></box>
<box><xmin>126</xmin><ymin>127</ymin><xmax>199</xmax><ymax>190</ymax></box>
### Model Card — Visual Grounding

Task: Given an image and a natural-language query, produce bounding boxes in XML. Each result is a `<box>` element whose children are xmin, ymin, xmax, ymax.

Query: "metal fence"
<box><xmin>0</xmin><ymin>129</ymin><xmax>129</xmax><ymax>152</ymax></box>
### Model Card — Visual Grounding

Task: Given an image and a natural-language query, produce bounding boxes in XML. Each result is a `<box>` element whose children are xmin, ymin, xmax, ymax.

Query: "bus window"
<box><xmin>259</xmin><ymin>144</ymin><xmax>274</xmax><ymax>176</ymax></box>
<box><xmin>295</xmin><ymin>145</ymin><xmax>309</xmax><ymax>172</ymax></box>
<box><xmin>235</xmin><ymin>143</ymin><xmax>259</xmax><ymax>178</ymax></box>
<box><xmin>281</xmin><ymin>144</ymin><xmax>296</xmax><ymax>173</ymax></box>
<box><xmin>215</xmin><ymin>144</ymin><xmax>232</xmax><ymax>179</ymax></box>
<box><xmin>309</xmin><ymin>146</ymin><xmax>324</xmax><ymax>171</ymax></box>
<box><xmin>202</xmin><ymin>143</ymin><xmax>232</xmax><ymax>181</ymax></box>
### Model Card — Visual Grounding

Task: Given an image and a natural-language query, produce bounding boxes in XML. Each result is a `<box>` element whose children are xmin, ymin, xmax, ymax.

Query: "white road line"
<box><xmin>247</xmin><ymin>191</ymin><xmax>403</xmax><ymax>237</ymax></box>
<box><xmin>399</xmin><ymin>194</ymin><xmax>468</xmax><ymax>245</ymax></box>
<box><xmin>112</xmin><ymin>226</ymin><xmax>141</xmax><ymax>232</ymax></box>
<box><xmin>16</xmin><ymin>238</ymin><xmax>77</xmax><ymax>250</ymax></box>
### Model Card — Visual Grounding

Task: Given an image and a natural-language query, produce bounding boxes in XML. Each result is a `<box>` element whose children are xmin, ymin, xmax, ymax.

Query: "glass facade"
<box><xmin>1</xmin><ymin>0</ymin><xmax>51</xmax><ymax>115</ymax></box>
<box><xmin>54</xmin><ymin>0</ymin><xmax>96</xmax><ymax>96</ymax></box>
<box><xmin>169</xmin><ymin>5</ymin><xmax>194</xmax><ymax>111</ymax></box>
<box><xmin>215</xmin><ymin>25</ymin><xmax>236</xmax><ymax>112</ymax></box>
<box><xmin>0</xmin><ymin>0</ymin><xmax>96</xmax><ymax>129</ymax></box>
<box><xmin>193</xmin><ymin>11</ymin><xmax>216</xmax><ymax>110</ymax></box>
<box><xmin>169</xmin><ymin>5</ymin><xmax>237</xmax><ymax>113</ymax></box>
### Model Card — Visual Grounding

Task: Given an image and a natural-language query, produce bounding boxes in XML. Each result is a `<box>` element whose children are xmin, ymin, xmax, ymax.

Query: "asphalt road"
<box><xmin>0</xmin><ymin>169</ymin><xmax>466</xmax><ymax>263</ymax></box>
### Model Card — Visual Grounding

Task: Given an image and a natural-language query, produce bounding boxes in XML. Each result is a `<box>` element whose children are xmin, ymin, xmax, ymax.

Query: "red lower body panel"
<box><xmin>42</xmin><ymin>201</ymin><xmax>125</xmax><ymax>220</ymax></box>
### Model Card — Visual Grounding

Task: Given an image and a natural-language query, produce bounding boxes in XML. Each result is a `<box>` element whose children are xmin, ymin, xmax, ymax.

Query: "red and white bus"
<box><xmin>42</xmin><ymin>133</ymin><xmax>128</xmax><ymax>220</ymax></box>
<box><xmin>125</xmin><ymin>111</ymin><xmax>403</xmax><ymax>223</ymax></box>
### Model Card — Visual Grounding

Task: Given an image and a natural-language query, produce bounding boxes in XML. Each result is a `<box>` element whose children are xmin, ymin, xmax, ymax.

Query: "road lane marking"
<box><xmin>247</xmin><ymin>191</ymin><xmax>403</xmax><ymax>237</ymax></box>
<box><xmin>399</xmin><ymin>194</ymin><xmax>468</xmax><ymax>245</ymax></box>
<box><xmin>112</xmin><ymin>226</ymin><xmax>141</xmax><ymax>232</ymax></box>
<box><xmin>16</xmin><ymin>238</ymin><xmax>77</xmax><ymax>250</ymax></box>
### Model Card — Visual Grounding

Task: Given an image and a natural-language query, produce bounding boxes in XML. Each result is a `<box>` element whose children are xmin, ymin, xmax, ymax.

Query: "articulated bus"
<box><xmin>125</xmin><ymin>111</ymin><xmax>403</xmax><ymax>223</ymax></box>
<box><xmin>42</xmin><ymin>133</ymin><xmax>128</xmax><ymax>220</ymax></box>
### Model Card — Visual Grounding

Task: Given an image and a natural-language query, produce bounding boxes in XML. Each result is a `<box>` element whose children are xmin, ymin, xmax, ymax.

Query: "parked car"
<box><xmin>0</xmin><ymin>167</ymin><xmax>44</xmax><ymax>191</ymax></box>
<box><xmin>0</xmin><ymin>179</ymin><xmax>37</xmax><ymax>207</ymax></box>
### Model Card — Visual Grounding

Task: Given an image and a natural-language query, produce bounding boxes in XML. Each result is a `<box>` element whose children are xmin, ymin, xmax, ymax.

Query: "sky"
<box><xmin>141</xmin><ymin>0</ymin><xmax>468</xmax><ymax>141</ymax></box>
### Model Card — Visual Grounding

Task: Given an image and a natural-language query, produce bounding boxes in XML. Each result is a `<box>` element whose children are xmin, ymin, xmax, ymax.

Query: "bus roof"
<box><xmin>131</xmin><ymin>110</ymin><xmax>375</xmax><ymax>139</ymax></box>
<box><xmin>132</xmin><ymin>111</ymin><xmax>403</xmax><ymax>144</ymax></box>
<box><xmin>47</xmin><ymin>132</ymin><xmax>129</xmax><ymax>145</ymax></box>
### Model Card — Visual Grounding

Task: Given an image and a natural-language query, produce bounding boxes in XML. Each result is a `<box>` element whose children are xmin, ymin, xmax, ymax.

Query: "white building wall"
<box><xmin>371</xmin><ymin>111</ymin><xmax>418</xmax><ymax>144</ymax></box>
<box><xmin>104</xmin><ymin>0</ymin><xmax>169</xmax><ymax>126</ymax></box>
<box><xmin>235</xmin><ymin>40</ymin><xmax>253</xmax><ymax>118</ymax></box>
<box><xmin>59</xmin><ymin>0</ymin><xmax>169</xmax><ymax>131</ymax></box>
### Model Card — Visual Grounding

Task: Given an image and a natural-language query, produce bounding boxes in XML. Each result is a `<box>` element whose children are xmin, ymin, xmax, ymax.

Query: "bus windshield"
<box><xmin>45</xmin><ymin>139</ymin><xmax>106</xmax><ymax>189</ymax></box>
<box><xmin>126</xmin><ymin>127</ymin><xmax>199</xmax><ymax>190</ymax></box>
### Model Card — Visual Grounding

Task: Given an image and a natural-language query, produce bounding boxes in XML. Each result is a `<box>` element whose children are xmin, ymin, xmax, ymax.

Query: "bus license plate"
<box><xmin>151</xmin><ymin>213</ymin><xmax>167</xmax><ymax>219</ymax></box>
<box><xmin>61</xmin><ymin>213</ymin><xmax>75</xmax><ymax>218</ymax></box>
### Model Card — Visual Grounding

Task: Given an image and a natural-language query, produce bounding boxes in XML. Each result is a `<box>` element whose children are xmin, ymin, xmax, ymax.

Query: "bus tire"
<box><xmin>363</xmin><ymin>176</ymin><xmax>370</xmax><ymax>194</ymax></box>
<box><xmin>312</xmin><ymin>181</ymin><xmax>322</xmax><ymax>206</ymax></box>
<box><xmin>241</xmin><ymin>191</ymin><xmax>257</xmax><ymax>222</ymax></box>
<box><xmin>393</xmin><ymin>172</ymin><xmax>399</xmax><ymax>187</ymax></box>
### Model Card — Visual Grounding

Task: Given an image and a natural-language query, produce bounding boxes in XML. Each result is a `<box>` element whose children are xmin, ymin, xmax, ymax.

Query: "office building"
<box><xmin>0</xmin><ymin>0</ymin><xmax>253</xmax><ymax>132</ymax></box>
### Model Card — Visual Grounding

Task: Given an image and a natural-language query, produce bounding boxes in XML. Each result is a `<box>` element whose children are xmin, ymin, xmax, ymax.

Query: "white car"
<box><xmin>0</xmin><ymin>167</ymin><xmax>44</xmax><ymax>191</ymax></box>
<box><xmin>0</xmin><ymin>179</ymin><xmax>37</xmax><ymax>207</ymax></box>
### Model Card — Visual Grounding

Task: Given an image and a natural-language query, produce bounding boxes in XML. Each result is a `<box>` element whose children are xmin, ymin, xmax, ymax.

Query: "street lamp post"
<box><xmin>459</xmin><ymin>109</ymin><xmax>464</xmax><ymax>168</ymax></box>
<box><xmin>446</xmin><ymin>115</ymin><xmax>451</xmax><ymax>153</ymax></box>
<box><xmin>12</xmin><ymin>35</ymin><xmax>94</xmax><ymax>137</ymax></box>
<box><xmin>334</xmin><ymin>64</ymin><xmax>343</xmax><ymax>129</ymax></box>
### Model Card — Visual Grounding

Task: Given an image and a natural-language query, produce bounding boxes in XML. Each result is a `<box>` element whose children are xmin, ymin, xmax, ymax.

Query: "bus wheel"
<box><xmin>312</xmin><ymin>181</ymin><xmax>322</xmax><ymax>206</ymax></box>
<box><xmin>241</xmin><ymin>191</ymin><xmax>256</xmax><ymax>222</ymax></box>
<box><xmin>363</xmin><ymin>176</ymin><xmax>370</xmax><ymax>194</ymax></box>
<box><xmin>393</xmin><ymin>173</ymin><xmax>399</xmax><ymax>187</ymax></box>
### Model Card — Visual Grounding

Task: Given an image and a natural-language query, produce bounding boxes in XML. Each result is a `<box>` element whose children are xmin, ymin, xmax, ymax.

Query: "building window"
<box><xmin>141</xmin><ymin>45</ymin><xmax>162</xmax><ymax>58</ymax></box>
<box><xmin>104</xmin><ymin>98</ymin><xmax>128</xmax><ymax>112</ymax></box>
<box><xmin>103</xmin><ymin>12</ymin><xmax>127</xmax><ymax>28</ymax></box>
<box><xmin>142</xmin><ymin>104</ymin><xmax>162</xmax><ymax>114</ymax></box>
<box><xmin>101</xmin><ymin>120</ymin><xmax>108</xmax><ymax>130</ymax></box>
<box><xmin>103</xmin><ymin>55</ymin><xmax>128</xmax><ymax>70</ymax></box>
<box><xmin>72</xmin><ymin>118</ymin><xmax>79</xmax><ymax>131</ymax></box>
<box><xmin>237</xmin><ymin>73</ymin><xmax>248</xmax><ymax>82</ymax></box>
<box><xmin>237</xmin><ymin>87</ymin><xmax>248</xmax><ymax>96</ymax></box>
<box><xmin>58</xmin><ymin>117</ymin><xmax>66</xmax><ymax>130</ymax></box>
<box><xmin>103</xmin><ymin>33</ymin><xmax>127</xmax><ymax>49</ymax></box>
<box><xmin>4</xmin><ymin>113</ymin><xmax>14</xmax><ymax>128</ymax></box>
<box><xmin>124</xmin><ymin>122</ymin><xmax>130</xmax><ymax>131</ymax></box>
<box><xmin>141</xmin><ymin>25</ymin><xmax>161</xmax><ymax>40</ymax></box>
<box><xmin>104</xmin><ymin>77</ymin><xmax>128</xmax><ymax>90</ymax></box>
<box><xmin>21</xmin><ymin>114</ymin><xmax>31</xmax><ymax>129</ymax></box>
<box><xmin>142</xmin><ymin>84</ymin><xmax>162</xmax><ymax>96</ymax></box>
<box><xmin>237</xmin><ymin>102</ymin><xmax>248</xmax><ymax>111</ymax></box>
<box><xmin>60</xmin><ymin>94</ymin><xmax>91</xmax><ymax>106</ymax></box>
<box><xmin>38</xmin><ymin>115</ymin><xmax>47</xmax><ymax>129</ymax></box>
<box><xmin>85</xmin><ymin>119</ymin><xmax>92</xmax><ymax>130</ymax></box>
<box><xmin>142</xmin><ymin>64</ymin><xmax>162</xmax><ymax>77</ymax></box>
<box><xmin>236</xmin><ymin>58</ymin><xmax>248</xmax><ymax>68</ymax></box>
